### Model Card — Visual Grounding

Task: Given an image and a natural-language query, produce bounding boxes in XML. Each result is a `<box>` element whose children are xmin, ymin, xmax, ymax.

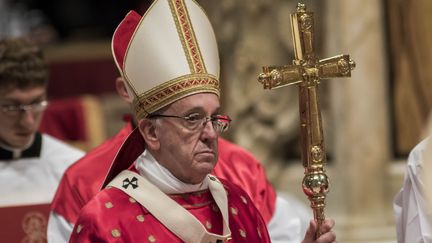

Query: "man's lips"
<box><xmin>15</xmin><ymin>131</ymin><xmax>33</xmax><ymax>137</ymax></box>
<box><xmin>195</xmin><ymin>150</ymin><xmax>215</xmax><ymax>160</ymax></box>
<box><xmin>197</xmin><ymin>150</ymin><xmax>215</xmax><ymax>155</ymax></box>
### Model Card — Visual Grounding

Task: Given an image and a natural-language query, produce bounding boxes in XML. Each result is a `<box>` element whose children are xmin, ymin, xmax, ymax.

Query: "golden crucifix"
<box><xmin>257</xmin><ymin>3</ymin><xmax>355</xmax><ymax>237</ymax></box>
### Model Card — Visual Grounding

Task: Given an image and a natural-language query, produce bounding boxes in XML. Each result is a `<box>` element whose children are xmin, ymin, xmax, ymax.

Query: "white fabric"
<box><xmin>47</xmin><ymin>211</ymin><xmax>73</xmax><ymax>243</ymax></box>
<box><xmin>135</xmin><ymin>150</ymin><xmax>208</xmax><ymax>194</ymax></box>
<box><xmin>268</xmin><ymin>193</ymin><xmax>312</xmax><ymax>243</ymax></box>
<box><xmin>124</xmin><ymin>0</ymin><xmax>219</xmax><ymax>95</ymax></box>
<box><xmin>0</xmin><ymin>134</ymin><xmax>84</xmax><ymax>207</ymax></box>
<box><xmin>394</xmin><ymin>138</ymin><xmax>432</xmax><ymax>243</ymax></box>
<box><xmin>185</xmin><ymin>0</ymin><xmax>220</xmax><ymax>76</ymax></box>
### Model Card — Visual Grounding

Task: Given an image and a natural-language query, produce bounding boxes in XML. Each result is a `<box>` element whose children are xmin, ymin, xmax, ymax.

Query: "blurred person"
<box><xmin>0</xmin><ymin>37</ymin><xmax>84</xmax><ymax>241</ymax></box>
<box><xmin>394</xmin><ymin>114</ymin><xmax>432</xmax><ymax>243</ymax></box>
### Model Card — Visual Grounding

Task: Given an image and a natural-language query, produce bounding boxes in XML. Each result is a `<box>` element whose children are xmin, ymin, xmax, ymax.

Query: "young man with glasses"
<box><xmin>0</xmin><ymin>37</ymin><xmax>84</xmax><ymax>241</ymax></box>
<box><xmin>67</xmin><ymin>1</ymin><xmax>337</xmax><ymax>242</ymax></box>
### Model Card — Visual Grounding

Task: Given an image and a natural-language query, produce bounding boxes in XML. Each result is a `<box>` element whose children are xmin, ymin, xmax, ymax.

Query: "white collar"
<box><xmin>135</xmin><ymin>150</ymin><xmax>209</xmax><ymax>194</ymax></box>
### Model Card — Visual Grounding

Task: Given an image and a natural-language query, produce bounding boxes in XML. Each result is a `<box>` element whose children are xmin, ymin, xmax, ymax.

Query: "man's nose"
<box><xmin>201</xmin><ymin>119</ymin><xmax>218</xmax><ymax>139</ymax></box>
<box><xmin>19</xmin><ymin>110</ymin><xmax>36</xmax><ymax>126</ymax></box>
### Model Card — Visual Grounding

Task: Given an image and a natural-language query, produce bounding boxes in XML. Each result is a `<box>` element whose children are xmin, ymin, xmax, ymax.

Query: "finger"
<box><xmin>320</xmin><ymin>218</ymin><xmax>335</xmax><ymax>233</ymax></box>
<box><xmin>302</xmin><ymin>220</ymin><xmax>317</xmax><ymax>242</ymax></box>
<box><xmin>325</xmin><ymin>218</ymin><xmax>335</xmax><ymax>227</ymax></box>
<box><xmin>316</xmin><ymin>231</ymin><xmax>336</xmax><ymax>243</ymax></box>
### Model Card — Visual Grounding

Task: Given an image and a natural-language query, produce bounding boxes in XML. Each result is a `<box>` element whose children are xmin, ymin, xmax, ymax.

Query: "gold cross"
<box><xmin>257</xmin><ymin>3</ymin><xmax>355</xmax><ymax>237</ymax></box>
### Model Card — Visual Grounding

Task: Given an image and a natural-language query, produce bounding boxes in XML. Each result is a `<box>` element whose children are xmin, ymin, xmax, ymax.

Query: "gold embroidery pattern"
<box><xmin>76</xmin><ymin>225</ymin><xmax>83</xmax><ymax>234</ymax></box>
<box><xmin>148</xmin><ymin>235</ymin><xmax>156</xmax><ymax>242</ymax></box>
<box><xmin>240</xmin><ymin>195</ymin><xmax>248</xmax><ymax>204</ymax></box>
<box><xmin>105</xmin><ymin>202</ymin><xmax>114</xmax><ymax>209</ymax></box>
<box><xmin>134</xmin><ymin>75</ymin><xmax>219</xmax><ymax>118</ymax></box>
<box><xmin>136</xmin><ymin>215</ymin><xmax>145</xmax><ymax>222</ymax></box>
<box><xmin>129</xmin><ymin>197</ymin><xmax>137</xmax><ymax>203</ymax></box>
<box><xmin>230</xmin><ymin>207</ymin><xmax>238</xmax><ymax>216</ymax></box>
<box><xmin>111</xmin><ymin>229</ymin><xmax>121</xmax><ymax>238</ymax></box>
<box><xmin>205</xmin><ymin>221</ymin><xmax>212</xmax><ymax>229</ymax></box>
<box><xmin>169</xmin><ymin>0</ymin><xmax>206</xmax><ymax>74</ymax></box>
<box><xmin>239</xmin><ymin>229</ymin><xmax>247</xmax><ymax>238</ymax></box>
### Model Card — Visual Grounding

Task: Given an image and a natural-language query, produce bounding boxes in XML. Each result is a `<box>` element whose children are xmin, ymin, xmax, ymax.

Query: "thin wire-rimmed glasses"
<box><xmin>1</xmin><ymin>100</ymin><xmax>48</xmax><ymax>116</ymax></box>
<box><xmin>148</xmin><ymin>113</ymin><xmax>232</xmax><ymax>133</ymax></box>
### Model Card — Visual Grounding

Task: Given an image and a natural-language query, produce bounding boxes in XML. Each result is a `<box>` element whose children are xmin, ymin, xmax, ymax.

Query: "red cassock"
<box><xmin>51</xmin><ymin>121</ymin><xmax>276</xmax><ymax>224</ymax></box>
<box><xmin>68</xmin><ymin>174</ymin><xmax>270</xmax><ymax>243</ymax></box>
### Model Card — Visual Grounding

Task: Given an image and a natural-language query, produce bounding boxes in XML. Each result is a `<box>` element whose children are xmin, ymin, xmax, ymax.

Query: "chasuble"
<box><xmin>69</xmin><ymin>171</ymin><xmax>270</xmax><ymax>243</ymax></box>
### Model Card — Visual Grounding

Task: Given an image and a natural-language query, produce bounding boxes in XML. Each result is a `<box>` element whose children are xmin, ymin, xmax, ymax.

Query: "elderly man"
<box><xmin>68</xmin><ymin>0</ymin><xmax>336</xmax><ymax>242</ymax></box>
<box><xmin>0</xmin><ymin>37</ymin><xmax>84</xmax><ymax>241</ymax></box>
<box><xmin>49</xmin><ymin>76</ymin><xmax>312</xmax><ymax>242</ymax></box>
<box><xmin>49</xmin><ymin>9</ymin><xmax>310</xmax><ymax>243</ymax></box>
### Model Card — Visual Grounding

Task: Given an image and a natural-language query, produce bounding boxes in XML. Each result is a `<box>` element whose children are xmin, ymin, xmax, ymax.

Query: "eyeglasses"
<box><xmin>1</xmin><ymin>100</ymin><xmax>48</xmax><ymax>115</ymax></box>
<box><xmin>148</xmin><ymin>112</ymin><xmax>232</xmax><ymax>133</ymax></box>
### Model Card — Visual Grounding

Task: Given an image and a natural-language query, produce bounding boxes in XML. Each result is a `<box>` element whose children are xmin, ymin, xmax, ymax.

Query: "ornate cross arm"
<box><xmin>258</xmin><ymin>54</ymin><xmax>355</xmax><ymax>90</ymax></box>
<box><xmin>256</xmin><ymin>3</ymin><xmax>355</xmax><ymax>238</ymax></box>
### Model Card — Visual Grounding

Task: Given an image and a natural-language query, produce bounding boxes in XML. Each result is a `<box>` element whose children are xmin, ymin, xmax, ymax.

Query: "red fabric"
<box><xmin>0</xmin><ymin>203</ymin><xmax>50</xmax><ymax>243</ymax></box>
<box><xmin>51</xmin><ymin>123</ymin><xmax>133</xmax><ymax>224</ymax></box>
<box><xmin>69</xmin><ymin>178</ymin><xmax>270</xmax><ymax>243</ymax></box>
<box><xmin>51</xmin><ymin>122</ymin><xmax>276</xmax><ymax>225</ymax></box>
<box><xmin>39</xmin><ymin>98</ymin><xmax>87</xmax><ymax>141</ymax></box>
<box><xmin>47</xmin><ymin>59</ymin><xmax>118</xmax><ymax>99</ymax></box>
<box><xmin>112</xmin><ymin>11</ymin><xmax>142</xmax><ymax>71</ymax></box>
<box><xmin>215</xmin><ymin>138</ymin><xmax>276</xmax><ymax>223</ymax></box>
<box><xmin>101</xmin><ymin>128</ymin><xmax>145</xmax><ymax>188</ymax></box>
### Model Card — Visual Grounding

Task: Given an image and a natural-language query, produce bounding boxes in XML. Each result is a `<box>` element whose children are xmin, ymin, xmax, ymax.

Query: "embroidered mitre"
<box><xmin>112</xmin><ymin>0</ymin><xmax>220</xmax><ymax>119</ymax></box>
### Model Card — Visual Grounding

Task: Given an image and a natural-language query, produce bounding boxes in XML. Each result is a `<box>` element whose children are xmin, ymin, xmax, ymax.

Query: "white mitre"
<box><xmin>111</xmin><ymin>0</ymin><xmax>220</xmax><ymax>119</ymax></box>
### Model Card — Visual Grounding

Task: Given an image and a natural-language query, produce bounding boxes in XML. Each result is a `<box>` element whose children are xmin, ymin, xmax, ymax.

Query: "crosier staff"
<box><xmin>257</xmin><ymin>3</ymin><xmax>355</xmax><ymax>238</ymax></box>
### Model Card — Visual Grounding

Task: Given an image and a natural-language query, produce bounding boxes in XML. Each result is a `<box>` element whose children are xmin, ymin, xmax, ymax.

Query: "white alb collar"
<box><xmin>135</xmin><ymin>150</ymin><xmax>209</xmax><ymax>194</ymax></box>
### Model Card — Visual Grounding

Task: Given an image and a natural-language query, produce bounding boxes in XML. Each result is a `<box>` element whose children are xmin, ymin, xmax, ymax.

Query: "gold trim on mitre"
<box><xmin>169</xmin><ymin>0</ymin><xmax>207</xmax><ymax>74</ymax></box>
<box><xmin>133</xmin><ymin>73</ymin><xmax>220</xmax><ymax>119</ymax></box>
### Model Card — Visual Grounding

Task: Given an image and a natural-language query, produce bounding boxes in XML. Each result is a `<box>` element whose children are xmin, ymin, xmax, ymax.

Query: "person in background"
<box><xmin>394</xmin><ymin>114</ymin><xmax>432</xmax><ymax>243</ymax></box>
<box><xmin>0</xmin><ymin>37</ymin><xmax>84</xmax><ymax>241</ymax></box>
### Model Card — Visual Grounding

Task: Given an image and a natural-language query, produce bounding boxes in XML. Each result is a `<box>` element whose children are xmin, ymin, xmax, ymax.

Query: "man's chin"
<box><xmin>9</xmin><ymin>136</ymin><xmax>33</xmax><ymax>149</ymax></box>
<box><xmin>195</xmin><ymin>153</ymin><xmax>216</xmax><ymax>162</ymax></box>
<box><xmin>195</xmin><ymin>161</ymin><xmax>216</xmax><ymax>175</ymax></box>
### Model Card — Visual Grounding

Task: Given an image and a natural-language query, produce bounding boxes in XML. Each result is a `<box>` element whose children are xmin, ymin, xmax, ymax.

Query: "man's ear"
<box><xmin>138</xmin><ymin>118</ymin><xmax>160</xmax><ymax>150</ymax></box>
<box><xmin>115</xmin><ymin>77</ymin><xmax>133</xmax><ymax>103</ymax></box>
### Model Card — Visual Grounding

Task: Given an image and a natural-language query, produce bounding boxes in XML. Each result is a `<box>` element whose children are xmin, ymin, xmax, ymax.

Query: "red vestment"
<box><xmin>69</xmin><ymin>174</ymin><xmax>270</xmax><ymax>243</ymax></box>
<box><xmin>51</xmin><ymin>122</ymin><xmax>276</xmax><ymax>224</ymax></box>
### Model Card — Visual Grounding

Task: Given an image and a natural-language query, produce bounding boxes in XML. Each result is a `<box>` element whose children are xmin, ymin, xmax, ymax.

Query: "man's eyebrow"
<box><xmin>181</xmin><ymin>106</ymin><xmax>220</xmax><ymax>115</ymax></box>
<box><xmin>1</xmin><ymin>95</ymin><xmax>47</xmax><ymax>104</ymax></box>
